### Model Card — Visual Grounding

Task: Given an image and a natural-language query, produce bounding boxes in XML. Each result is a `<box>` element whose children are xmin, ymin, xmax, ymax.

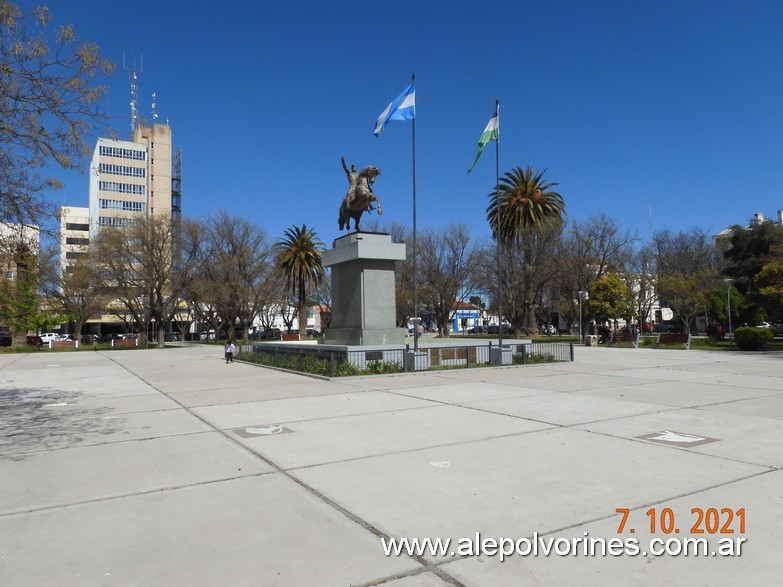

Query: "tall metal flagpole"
<box><xmin>412</xmin><ymin>72</ymin><xmax>419</xmax><ymax>353</ymax></box>
<box><xmin>495</xmin><ymin>99</ymin><xmax>502</xmax><ymax>350</ymax></box>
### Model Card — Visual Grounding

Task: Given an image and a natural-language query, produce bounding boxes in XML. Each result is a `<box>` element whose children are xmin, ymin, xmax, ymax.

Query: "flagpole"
<box><xmin>495</xmin><ymin>99</ymin><xmax>502</xmax><ymax>350</ymax></box>
<box><xmin>411</xmin><ymin>72</ymin><xmax>419</xmax><ymax>353</ymax></box>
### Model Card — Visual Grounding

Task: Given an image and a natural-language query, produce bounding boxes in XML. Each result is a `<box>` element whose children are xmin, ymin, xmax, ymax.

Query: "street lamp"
<box><xmin>577</xmin><ymin>290</ymin><xmax>586</xmax><ymax>343</ymax></box>
<box><xmin>723</xmin><ymin>278</ymin><xmax>733</xmax><ymax>349</ymax></box>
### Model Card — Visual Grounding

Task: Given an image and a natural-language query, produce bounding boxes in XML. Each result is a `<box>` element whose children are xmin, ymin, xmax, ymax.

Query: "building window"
<box><xmin>99</xmin><ymin>145</ymin><xmax>146</xmax><ymax>160</ymax></box>
<box><xmin>65</xmin><ymin>237</ymin><xmax>90</xmax><ymax>245</ymax></box>
<box><xmin>65</xmin><ymin>222</ymin><xmax>90</xmax><ymax>231</ymax></box>
<box><xmin>99</xmin><ymin>199</ymin><xmax>145</xmax><ymax>212</ymax></box>
<box><xmin>99</xmin><ymin>181</ymin><xmax>146</xmax><ymax>195</ymax></box>
<box><xmin>65</xmin><ymin>252</ymin><xmax>88</xmax><ymax>259</ymax></box>
<box><xmin>99</xmin><ymin>163</ymin><xmax>146</xmax><ymax>178</ymax></box>
<box><xmin>98</xmin><ymin>217</ymin><xmax>139</xmax><ymax>228</ymax></box>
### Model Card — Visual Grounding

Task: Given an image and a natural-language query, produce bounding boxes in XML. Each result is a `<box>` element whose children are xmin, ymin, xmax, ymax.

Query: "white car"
<box><xmin>39</xmin><ymin>333</ymin><xmax>58</xmax><ymax>343</ymax></box>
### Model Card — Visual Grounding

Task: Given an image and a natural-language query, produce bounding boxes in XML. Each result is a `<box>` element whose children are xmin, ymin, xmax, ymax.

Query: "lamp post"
<box><xmin>577</xmin><ymin>290</ymin><xmax>586</xmax><ymax>343</ymax></box>
<box><xmin>724</xmin><ymin>278</ymin><xmax>733</xmax><ymax>349</ymax></box>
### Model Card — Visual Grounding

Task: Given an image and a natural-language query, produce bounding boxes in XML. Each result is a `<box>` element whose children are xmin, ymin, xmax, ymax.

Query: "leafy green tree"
<box><xmin>274</xmin><ymin>225</ymin><xmax>325</xmax><ymax>337</ymax></box>
<box><xmin>657</xmin><ymin>270</ymin><xmax>718</xmax><ymax>334</ymax></box>
<box><xmin>722</xmin><ymin>220</ymin><xmax>783</xmax><ymax>323</ymax></box>
<box><xmin>706</xmin><ymin>285</ymin><xmax>743</xmax><ymax>326</ymax></box>
<box><xmin>757</xmin><ymin>255</ymin><xmax>783</xmax><ymax>313</ymax></box>
<box><xmin>586</xmin><ymin>273</ymin><xmax>634</xmax><ymax>330</ymax></box>
<box><xmin>1</xmin><ymin>1</ymin><xmax>114</xmax><ymax>230</ymax></box>
<box><xmin>0</xmin><ymin>252</ymin><xmax>66</xmax><ymax>342</ymax></box>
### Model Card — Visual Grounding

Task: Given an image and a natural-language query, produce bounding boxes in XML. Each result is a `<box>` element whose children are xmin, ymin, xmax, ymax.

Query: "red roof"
<box><xmin>452</xmin><ymin>301</ymin><xmax>480</xmax><ymax>310</ymax></box>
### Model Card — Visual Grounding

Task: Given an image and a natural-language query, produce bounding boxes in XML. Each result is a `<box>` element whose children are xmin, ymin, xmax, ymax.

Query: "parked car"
<box><xmin>259</xmin><ymin>328</ymin><xmax>282</xmax><ymax>340</ymax></box>
<box><xmin>164</xmin><ymin>332</ymin><xmax>181</xmax><ymax>342</ymax></box>
<box><xmin>306</xmin><ymin>329</ymin><xmax>321</xmax><ymax>337</ymax></box>
<box><xmin>117</xmin><ymin>333</ymin><xmax>139</xmax><ymax>340</ymax></box>
<box><xmin>1</xmin><ymin>332</ymin><xmax>13</xmax><ymax>346</ymax></box>
<box><xmin>487</xmin><ymin>325</ymin><xmax>514</xmax><ymax>335</ymax></box>
<box><xmin>772</xmin><ymin>322</ymin><xmax>783</xmax><ymax>336</ymax></box>
<box><xmin>81</xmin><ymin>334</ymin><xmax>99</xmax><ymax>344</ymax></box>
<box><xmin>26</xmin><ymin>334</ymin><xmax>44</xmax><ymax>347</ymax></box>
<box><xmin>467</xmin><ymin>326</ymin><xmax>487</xmax><ymax>334</ymax></box>
<box><xmin>55</xmin><ymin>334</ymin><xmax>73</xmax><ymax>341</ymax></box>
<box><xmin>39</xmin><ymin>332</ymin><xmax>58</xmax><ymax>343</ymax></box>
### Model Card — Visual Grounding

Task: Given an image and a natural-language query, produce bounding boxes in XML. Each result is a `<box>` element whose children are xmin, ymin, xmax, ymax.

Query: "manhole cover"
<box><xmin>637</xmin><ymin>430</ymin><xmax>719</xmax><ymax>447</ymax></box>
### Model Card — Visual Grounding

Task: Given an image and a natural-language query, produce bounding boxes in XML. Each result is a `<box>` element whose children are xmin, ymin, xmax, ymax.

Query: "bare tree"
<box><xmin>650</xmin><ymin>228</ymin><xmax>720</xmax><ymax>332</ymax></box>
<box><xmin>480</xmin><ymin>226</ymin><xmax>563</xmax><ymax>335</ymax></box>
<box><xmin>39</xmin><ymin>247</ymin><xmax>109</xmax><ymax>341</ymax></box>
<box><xmin>551</xmin><ymin>215</ymin><xmax>637</xmax><ymax>333</ymax></box>
<box><xmin>188</xmin><ymin>212</ymin><xmax>271</xmax><ymax>341</ymax></box>
<box><xmin>92</xmin><ymin>215</ymin><xmax>184</xmax><ymax>347</ymax></box>
<box><xmin>417</xmin><ymin>224</ymin><xmax>480</xmax><ymax>337</ymax></box>
<box><xmin>1</xmin><ymin>2</ymin><xmax>114</xmax><ymax>230</ymax></box>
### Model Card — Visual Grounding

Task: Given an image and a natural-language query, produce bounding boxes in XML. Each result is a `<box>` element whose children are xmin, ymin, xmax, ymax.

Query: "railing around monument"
<box><xmin>239</xmin><ymin>341</ymin><xmax>574</xmax><ymax>378</ymax></box>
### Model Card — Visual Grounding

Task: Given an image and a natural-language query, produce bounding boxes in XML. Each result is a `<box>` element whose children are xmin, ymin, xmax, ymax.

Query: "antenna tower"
<box><xmin>124</xmin><ymin>52</ymin><xmax>143</xmax><ymax>131</ymax></box>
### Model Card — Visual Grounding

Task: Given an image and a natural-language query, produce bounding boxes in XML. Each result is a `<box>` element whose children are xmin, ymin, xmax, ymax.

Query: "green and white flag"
<box><xmin>467</xmin><ymin>103</ymin><xmax>499</xmax><ymax>173</ymax></box>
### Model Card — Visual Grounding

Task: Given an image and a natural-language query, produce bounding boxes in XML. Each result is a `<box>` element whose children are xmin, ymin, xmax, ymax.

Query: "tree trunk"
<box><xmin>298</xmin><ymin>275</ymin><xmax>307</xmax><ymax>337</ymax></box>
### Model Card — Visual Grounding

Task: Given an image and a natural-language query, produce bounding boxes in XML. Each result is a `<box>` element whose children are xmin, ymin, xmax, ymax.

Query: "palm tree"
<box><xmin>274</xmin><ymin>225</ymin><xmax>325</xmax><ymax>337</ymax></box>
<box><xmin>487</xmin><ymin>166</ymin><xmax>565</xmax><ymax>244</ymax></box>
<box><xmin>487</xmin><ymin>166</ymin><xmax>565</xmax><ymax>336</ymax></box>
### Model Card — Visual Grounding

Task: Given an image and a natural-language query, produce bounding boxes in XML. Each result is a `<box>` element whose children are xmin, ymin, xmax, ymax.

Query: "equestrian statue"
<box><xmin>338</xmin><ymin>156</ymin><xmax>382</xmax><ymax>231</ymax></box>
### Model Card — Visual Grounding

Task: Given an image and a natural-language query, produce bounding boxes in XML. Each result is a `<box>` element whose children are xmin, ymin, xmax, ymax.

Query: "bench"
<box><xmin>607</xmin><ymin>331</ymin><xmax>640</xmax><ymax>349</ymax></box>
<box><xmin>654</xmin><ymin>332</ymin><xmax>692</xmax><ymax>350</ymax></box>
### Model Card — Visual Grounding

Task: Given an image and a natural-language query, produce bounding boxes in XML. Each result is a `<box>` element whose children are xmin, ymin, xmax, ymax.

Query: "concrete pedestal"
<box><xmin>322</xmin><ymin>232</ymin><xmax>407</xmax><ymax>346</ymax></box>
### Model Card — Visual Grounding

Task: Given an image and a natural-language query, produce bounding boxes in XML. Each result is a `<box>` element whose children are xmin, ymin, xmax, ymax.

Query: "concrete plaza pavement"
<box><xmin>0</xmin><ymin>343</ymin><xmax>781</xmax><ymax>586</ymax></box>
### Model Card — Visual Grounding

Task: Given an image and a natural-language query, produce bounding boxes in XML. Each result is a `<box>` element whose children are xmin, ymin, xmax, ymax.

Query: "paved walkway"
<box><xmin>1</xmin><ymin>345</ymin><xmax>781</xmax><ymax>586</ymax></box>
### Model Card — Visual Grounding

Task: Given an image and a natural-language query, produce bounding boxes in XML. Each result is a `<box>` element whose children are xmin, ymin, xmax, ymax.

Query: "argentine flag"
<box><xmin>373</xmin><ymin>83</ymin><xmax>416</xmax><ymax>136</ymax></box>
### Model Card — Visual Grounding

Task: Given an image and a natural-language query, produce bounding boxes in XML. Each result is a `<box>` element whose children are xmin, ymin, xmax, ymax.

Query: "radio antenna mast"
<box><xmin>124</xmin><ymin>51</ymin><xmax>142</xmax><ymax>131</ymax></box>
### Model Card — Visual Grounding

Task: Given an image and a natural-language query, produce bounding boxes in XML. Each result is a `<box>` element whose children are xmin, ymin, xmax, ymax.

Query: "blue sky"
<box><xmin>35</xmin><ymin>0</ymin><xmax>783</xmax><ymax>247</ymax></box>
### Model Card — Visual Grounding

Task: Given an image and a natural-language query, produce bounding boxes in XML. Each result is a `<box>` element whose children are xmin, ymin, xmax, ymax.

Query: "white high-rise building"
<box><xmin>87</xmin><ymin>122</ymin><xmax>173</xmax><ymax>241</ymax></box>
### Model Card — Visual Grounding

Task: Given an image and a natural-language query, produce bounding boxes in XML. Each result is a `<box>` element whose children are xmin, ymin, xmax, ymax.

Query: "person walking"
<box><xmin>225</xmin><ymin>340</ymin><xmax>235</xmax><ymax>364</ymax></box>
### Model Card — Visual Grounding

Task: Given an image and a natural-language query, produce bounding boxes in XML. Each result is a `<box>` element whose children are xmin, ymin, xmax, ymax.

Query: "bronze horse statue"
<box><xmin>338</xmin><ymin>159</ymin><xmax>382</xmax><ymax>232</ymax></box>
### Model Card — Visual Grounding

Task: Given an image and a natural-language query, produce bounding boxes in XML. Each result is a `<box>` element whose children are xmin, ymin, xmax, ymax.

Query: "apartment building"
<box><xmin>86</xmin><ymin>122</ymin><xmax>172</xmax><ymax>238</ymax></box>
<box><xmin>59</xmin><ymin>122</ymin><xmax>180</xmax><ymax>269</ymax></box>
<box><xmin>56</xmin><ymin>122</ymin><xmax>182</xmax><ymax>336</ymax></box>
